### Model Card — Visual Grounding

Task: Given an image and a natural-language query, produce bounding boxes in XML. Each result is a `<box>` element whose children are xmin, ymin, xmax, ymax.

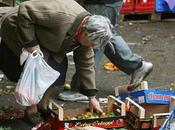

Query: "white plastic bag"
<box><xmin>15</xmin><ymin>50</ymin><xmax>60</xmax><ymax>106</ymax></box>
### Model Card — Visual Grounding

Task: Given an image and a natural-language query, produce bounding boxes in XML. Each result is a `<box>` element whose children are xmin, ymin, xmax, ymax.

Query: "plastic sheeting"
<box><xmin>164</xmin><ymin>0</ymin><xmax>175</xmax><ymax>10</ymax></box>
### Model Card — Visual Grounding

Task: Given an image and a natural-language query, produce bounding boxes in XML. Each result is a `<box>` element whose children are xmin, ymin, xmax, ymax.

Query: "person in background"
<box><xmin>0</xmin><ymin>0</ymin><xmax>115</xmax><ymax>125</ymax></box>
<box><xmin>58</xmin><ymin>0</ymin><xmax>153</xmax><ymax>101</ymax></box>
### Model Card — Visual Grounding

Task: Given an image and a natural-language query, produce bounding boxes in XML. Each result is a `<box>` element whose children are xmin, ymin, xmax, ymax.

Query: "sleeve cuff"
<box><xmin>22</xmin><ymin>38</ymin><xmax>38</xmax><ymax>47</ymax></box>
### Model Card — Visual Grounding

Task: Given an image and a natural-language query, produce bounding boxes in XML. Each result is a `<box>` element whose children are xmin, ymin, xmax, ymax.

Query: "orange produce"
<box><xmin>104</xmin><ymin>63</ymin><xmax>119</xmax><ymax>71</ymax></box>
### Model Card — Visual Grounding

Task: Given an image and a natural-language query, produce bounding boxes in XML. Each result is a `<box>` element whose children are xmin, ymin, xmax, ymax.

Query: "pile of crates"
<box><xmin>120</xmin><ymin>0</ymin><xmax>175</xmax><ymax>14</ymax></box>
<box><xmin>34</xmin><ymin>95</ymin><xmax>175</xmax><ymax>130</ymax></box>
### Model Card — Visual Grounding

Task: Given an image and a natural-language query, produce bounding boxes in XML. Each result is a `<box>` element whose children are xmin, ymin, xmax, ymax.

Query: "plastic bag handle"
<box><xmin>31</xmin><ymin>49</ymin><xmax>44</xmax><ymax>58</ymax></box>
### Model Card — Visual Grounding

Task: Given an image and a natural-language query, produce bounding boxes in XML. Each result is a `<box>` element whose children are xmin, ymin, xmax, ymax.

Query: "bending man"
<box><xmin>0</xmin><ymin>0</ymin><xmax>114</xmax><ymax>125</ymax></box>
<box><xmin>58</xmin><ymin>0</ymin><xmax>153</xmax><ymax>101</ymax></box>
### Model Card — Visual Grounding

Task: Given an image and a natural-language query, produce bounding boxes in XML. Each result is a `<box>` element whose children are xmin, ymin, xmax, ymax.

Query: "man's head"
<box><xmin>79</xmin><ymin>15</ymin><xmax>113</xmax><ymax>49</ymax></box>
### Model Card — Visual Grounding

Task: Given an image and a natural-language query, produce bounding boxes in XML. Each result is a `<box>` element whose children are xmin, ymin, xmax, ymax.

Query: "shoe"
<box><xmin>23</xmin><ymin>111</ymin><xmax>44</xmax><ymax>125</ymax></box>
<box><xmin>128</xmin><ymin>61</ymin><xmax>153</xmax><ymax>91</ymax></box>
<box><xmin>58</xmin><ymin>91</ymin><xmax>88</xmax><ymax>101</ymax></box>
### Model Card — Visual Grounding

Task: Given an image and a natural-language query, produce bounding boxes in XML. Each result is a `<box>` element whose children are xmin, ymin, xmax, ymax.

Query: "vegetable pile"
<box><xmin>65</xmin><ymin>112</ymin><xmax>116</xmax><ymax>120</ymax></box>
<box><xmin>0</xmin><ymin>106</ymin><xmax>24</xmax><ymax>120</ymax></box>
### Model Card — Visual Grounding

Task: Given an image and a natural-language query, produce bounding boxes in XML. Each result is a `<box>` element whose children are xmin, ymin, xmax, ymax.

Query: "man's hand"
<box><xmin>89</xmin><ymin>96</ymin><xmax>103</xmax><ymax>113</ymax></box>
<box><xmin>25</xmin><ymin>45</ymin><xmax>40</xmax><ymax>53</ymax></box>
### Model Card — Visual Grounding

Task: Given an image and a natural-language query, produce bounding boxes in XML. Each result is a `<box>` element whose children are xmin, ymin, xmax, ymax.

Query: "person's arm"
<box><xmin>73</xmin><ymin>46</ymin><xmax>102</xmax><ymax>113</ymax></box>
<box><xmin>74</xmin><ymin>46</ymin><xmax>96</xmax><ymax>96</ymax></box>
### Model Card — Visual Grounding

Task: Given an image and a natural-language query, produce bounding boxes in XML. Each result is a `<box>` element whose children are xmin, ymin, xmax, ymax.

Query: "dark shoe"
<box><xmin>23</xmin><ymin>111</ymin><xmax>44</xmax><ymax>125</ymax></box>
<box><xmin>58</xmin><ymin>91</ymin><xmax>88</xmax><ymax>101</ymax></box>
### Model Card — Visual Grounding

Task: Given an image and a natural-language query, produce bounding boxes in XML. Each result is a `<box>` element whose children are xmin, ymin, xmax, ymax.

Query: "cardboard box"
<box><xmin>125</xmin><ymin>97</ymin><xmax>175</xmax><ymax>130</ymax></box>
<box><xmin>120</xmin><ymin>89</ymin><xmax>175</xmax><ymax>104</ymax></box>
<box><xmin>44</xmin><ymin>96</ymin><xmax>128</xmax><ymax>130</ymax></box>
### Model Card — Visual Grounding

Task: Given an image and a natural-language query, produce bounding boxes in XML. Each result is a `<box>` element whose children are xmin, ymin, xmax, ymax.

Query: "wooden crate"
<box><xmin>125</xmin><ymin>96</ymin><xmax>175</xmax><ymax>130</ymax></box>
<box><xmin>38</xmin><ymin>96</ymin><xmax>128</xmax><ymax>130</ymax></box>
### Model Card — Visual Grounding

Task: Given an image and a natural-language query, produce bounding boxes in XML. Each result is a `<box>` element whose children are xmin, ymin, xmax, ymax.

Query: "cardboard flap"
<box><xmin>125</xmin><ymin>97</ymin><xmax>145</xmax><ymax>119</ymax></box>
<box><xmin>107</xmin><ymin>95</ymin><xmax>126</xmax><ymax>116</ymax></box>
<box><xmin>49</xmin><ymin>99</ymin><xmax>64</xmax><ymax>121</ymax></box>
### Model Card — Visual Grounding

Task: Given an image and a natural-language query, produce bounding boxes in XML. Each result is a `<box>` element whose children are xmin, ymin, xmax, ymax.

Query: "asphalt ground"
<box><xmin>0</xmin><ymin>21</ymin><xmax>175</xmax><ymax>130</ymax></box>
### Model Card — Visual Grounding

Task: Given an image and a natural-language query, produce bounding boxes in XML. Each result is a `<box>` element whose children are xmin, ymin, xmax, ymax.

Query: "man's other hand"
<box><xmin>89</xmin><ymin>96</ymin><xmax>103</xmax><ymax>113</ymax></box>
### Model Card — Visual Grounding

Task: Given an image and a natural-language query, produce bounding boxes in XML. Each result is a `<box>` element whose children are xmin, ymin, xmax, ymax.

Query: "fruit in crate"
<box><xmin>65</xmin><ymin>111</ymin><xmax>116</xmax><ymax>120</ymax></box>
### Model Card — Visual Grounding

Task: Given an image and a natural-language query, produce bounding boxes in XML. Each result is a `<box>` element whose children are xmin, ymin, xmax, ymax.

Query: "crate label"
<box><xmin>64</xmin><ymin>118</ymin><xmax>128</xmax><ymax>129</ymax></box>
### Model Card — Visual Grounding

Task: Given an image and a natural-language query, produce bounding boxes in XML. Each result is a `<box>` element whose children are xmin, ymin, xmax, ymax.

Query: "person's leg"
<box><xmin>105</xmin><ymin>34</ymin><xmax>142</xmax><ymax>75</ymax></box>
<box><xmin>105</xmin><ymin>0</ymin><xmax>123</xmax><ymax>26</ymax></box>
<box><xmin>105</xmin><ymin>34</ymin><xmax>153</xmax><ymax>86</ymax></box>
<box><xmin>84</xmin><ymin>0</ymin><xmax>123</xmax><ymax>26</ymax></box>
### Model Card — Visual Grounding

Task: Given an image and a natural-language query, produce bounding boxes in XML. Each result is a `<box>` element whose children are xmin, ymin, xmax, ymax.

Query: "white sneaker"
<box><xmin>58</xmin><ymin>91</ymin><xmax>88</xmax><ymax>101</ymax></box>
<box><xmin>130</xmin><ymin>61</ymin><xmax>153</xmax><ymax>84</ymax></box>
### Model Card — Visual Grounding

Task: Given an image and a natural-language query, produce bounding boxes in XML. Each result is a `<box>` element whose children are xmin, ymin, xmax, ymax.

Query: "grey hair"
<box><xmin>83</xmin><ymin>15</ymin><xmax>114</xmax><ymax>48</ymax></box>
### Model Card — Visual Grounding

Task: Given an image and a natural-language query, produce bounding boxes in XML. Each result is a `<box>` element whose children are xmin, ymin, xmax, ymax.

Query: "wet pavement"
<box><xmin>0</xmin><ymin>20</ymin><xmax>175</xmax><ymax>129</ymax></box>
